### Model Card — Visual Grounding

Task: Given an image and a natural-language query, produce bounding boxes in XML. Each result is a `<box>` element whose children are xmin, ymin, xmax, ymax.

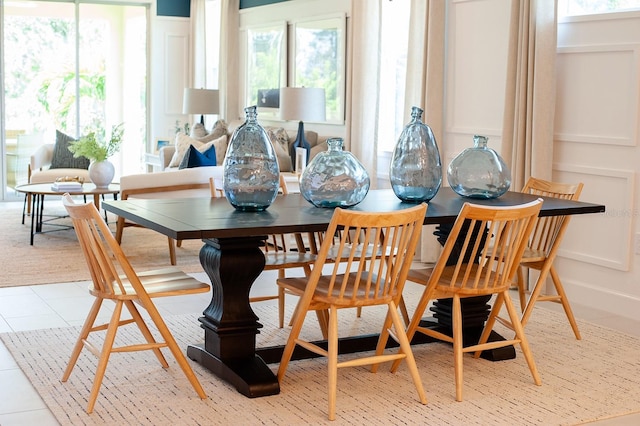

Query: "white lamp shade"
<box><xmin>182</xmin><ymin>88</ymin><xmax>220</xmax><ymax>115</ymax></box>
<box><xmin>279</xmin><ymin>87</ymin><xmax>326</xmax><ymax>122</ymax></box>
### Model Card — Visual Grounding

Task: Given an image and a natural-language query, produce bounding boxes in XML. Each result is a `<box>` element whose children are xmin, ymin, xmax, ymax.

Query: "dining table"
<box><xmin>102</xmin><ymin>187</ymin><xmax>605</xmax><ymax>398</ymax></box>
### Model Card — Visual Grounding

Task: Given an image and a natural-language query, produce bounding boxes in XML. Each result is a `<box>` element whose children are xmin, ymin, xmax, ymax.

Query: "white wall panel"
<box><xmin>555</xmin><ymin>45</ymin><xmax>640</xmax><ymax>146</ymax></box>
<box><xmin>554</xmin><ymin>164</ymin><xmax>634</xmax><ymax>271</ymax></box>
<box><xmin>445</xmin><ymin>0</ymin><xmax>510</xmax><ymax>140</ymax></box>
<box><xmin>164</xmin><ymin>33</ymin><xmax>190</xmax><ymax>115</ymax></box>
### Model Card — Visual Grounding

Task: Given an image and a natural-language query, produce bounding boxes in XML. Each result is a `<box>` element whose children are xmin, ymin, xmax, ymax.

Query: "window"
<box><xmin>376</xmin><ymin>0</ymin><xmax>411</xmax><ymax>152</ymax></box>
<box><xmin>245</xmin><ymin>23</ymin><xmax>286</xmax><ymax>118</ymax></box>
<box><xmin>558</xmin><ymin>0</ymin><xmax>640</xmax><ymax>17</ymax></box>
<box><xmin>242</xmin><ymin>13</ymin><xmax>346</xmax><ymax>123</ymax></box>
<box><xmin>292</xmin><ymin>16</ymin><xmax>345</xmax><ymax>123</ymax></box>
<box><xmin>2</xmin><ymin>0</ymin><xmax>148</xmax><ymax>198</ymax></box>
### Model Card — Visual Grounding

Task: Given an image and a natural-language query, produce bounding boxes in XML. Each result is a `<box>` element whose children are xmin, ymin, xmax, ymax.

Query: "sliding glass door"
<box><xmin>1</xmin><ymin>0</ymin><xmax>148</xmax><ymax>200</ymax></box>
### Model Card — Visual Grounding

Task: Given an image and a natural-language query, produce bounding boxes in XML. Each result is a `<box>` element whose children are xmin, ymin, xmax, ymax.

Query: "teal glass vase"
<box><xmin>389</xmin><ymin>106</ymin><xmax>442</xmax><ymax>202</ymax></box>
<box><xmin>299</xmin><ymin>138</ymin><xmax>370</xmax><ymax>208</ymax></box>
<box><xmin>222</xmin><ymin>106</ymin><xmax>280</xmax><ymax>211</ymax></box>
<box><xmin>447</xmin><ymin>135</ymin><xmax>511</xmax><ymax>199</ymax></box>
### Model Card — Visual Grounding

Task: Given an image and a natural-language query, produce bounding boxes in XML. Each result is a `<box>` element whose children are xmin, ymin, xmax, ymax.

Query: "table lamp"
<box><xmin>183</xmin><ymin>88</ymin><xmax>220</xmax><ymax>125</ymax></box>
<box><xmin>279</xmin><ymin>87</ymin><xmax>326</xmax><ymax>172</ymax></box>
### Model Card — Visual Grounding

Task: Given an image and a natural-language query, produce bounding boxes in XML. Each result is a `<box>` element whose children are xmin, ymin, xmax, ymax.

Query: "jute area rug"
<box><xmin>2</xmin><ymin>290</ymin><xmax>640</xmax><ymax>425</ymax></box>
<box><xmin>0</xmin><ymin>200</ymin><xmax>203</xmax><ymax>287</ymax></box>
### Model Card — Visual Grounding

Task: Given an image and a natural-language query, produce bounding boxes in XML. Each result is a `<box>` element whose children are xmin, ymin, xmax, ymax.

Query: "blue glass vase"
<box><xmin>447</xmin><ymin>135</ymin><xmax>511</xmax><ymax>199</ymax></box>
<box><xmin>389</xmin><ymin>106</ymin><xmax>442</xmax><ymax>202</ymax></box>
<box><xmin>223</xmin><ymin>106</ymin><xmax>280</xmax><ymax>211</ymax></box>
<box><xmin>299</xmin><ymin>138</ymin><xmax>370</xmax><ymax>208</ymax></box>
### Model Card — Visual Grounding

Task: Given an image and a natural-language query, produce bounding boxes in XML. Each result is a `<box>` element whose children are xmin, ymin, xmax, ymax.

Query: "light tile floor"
<box><xmin>1</xmin><ymin>272</ymin><xmax>640</xmax><ymax>425</ymax></box>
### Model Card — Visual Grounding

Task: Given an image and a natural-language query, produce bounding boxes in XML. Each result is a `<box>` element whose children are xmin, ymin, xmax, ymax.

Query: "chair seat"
<box><xmin>520</xmin><ymin>247</ymin><xmax>547</xmax><ymax>263</ymax></box>
<box><xmin>408</xmin><ymin>265</ymin><xmax>511</xmax><ymax>296</ymax></box>
<box><xmin>279</xmin><ymin>272</ymin><xmax>395</xmax><ymax>307</ymax></box>
<box><xmin>264</xmin><ymin>252</ymin><xmax>317</xmax><ymax>269</ymax></box>
<box><xmin>90</xmin><ymin>267</ymin><xmax>210</xmax><ymax>299</ymax></box>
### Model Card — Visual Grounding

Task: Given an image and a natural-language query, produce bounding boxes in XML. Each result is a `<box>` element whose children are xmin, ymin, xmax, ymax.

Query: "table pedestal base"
<box><xmin>187</xmin><ymin>342</ymin><xmax>279</xmax><ymax>398</ymax></box>
<box><xmin>189</xmin><ymin>237</ymin><xmax>280</xmax><ymax>397</ymax></box>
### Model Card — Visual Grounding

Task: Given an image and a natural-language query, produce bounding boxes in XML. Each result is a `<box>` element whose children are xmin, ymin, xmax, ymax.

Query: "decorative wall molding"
<box><xmin>555</xmin><ymin>44</ymin><xmax>640</xmax><ymax>147</ymax></box>
<box><xmin>164</xmin><ymin>34</ymin><xmax>189</xmax><ymax>115</ymax></box>
<box><xmin>554</xmin><ymin>163</ymin><xmax>635</xmax><ymax>271</ymax></box>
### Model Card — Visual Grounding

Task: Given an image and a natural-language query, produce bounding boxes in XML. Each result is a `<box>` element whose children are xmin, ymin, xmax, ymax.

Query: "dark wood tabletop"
<box><xmin>102</xmin><ymin>187</ymin><xmax>605</xmax><ymax>241</ymax></box>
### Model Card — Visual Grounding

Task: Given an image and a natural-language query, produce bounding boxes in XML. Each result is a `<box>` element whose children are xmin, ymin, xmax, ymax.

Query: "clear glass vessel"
<box><xmin>447</xmin><ymin>135</ymin><xmax>511</xmax><ymax>199</ymax></box>
<box><xmin>389</xmin><ymin>106</ymin><xmax>442</xmax><ymax>202</ymax></box>
<box><xmin>299</xmin><ymin>138</ymin><xmax>370</xmax><ymax>208</ymax></box>
<box><xmin>223</xmin><ymin>106</ymin><xmax>280</xmax><ymax>211</ymax></box>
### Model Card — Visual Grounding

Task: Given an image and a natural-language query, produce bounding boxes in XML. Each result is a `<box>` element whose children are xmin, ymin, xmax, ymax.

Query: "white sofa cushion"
<box><xmin>120</xmin><ymin>166</ymin><xmax>223</xmax><ymax>199</ymax></box>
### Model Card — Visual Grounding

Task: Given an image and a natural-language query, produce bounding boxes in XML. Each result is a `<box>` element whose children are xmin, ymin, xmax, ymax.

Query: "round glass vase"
<box><xmin>299</xmin><ymin>138</ymin><xmax>370</xmax><ymax>208</ymax></box>
<box><xmin>447</xmin><ymin>135</ymin><xmax>511</xmax><ymax>199</ymax></box>
<box><xmin>222</xmin><ymin>105</ymin><xmax>280</xmax><ymax>211</ymax></box>
<box><xmin>389</xmin><ymin>106</ymin><xmax>442</xmax><ymax>203</ymax></box>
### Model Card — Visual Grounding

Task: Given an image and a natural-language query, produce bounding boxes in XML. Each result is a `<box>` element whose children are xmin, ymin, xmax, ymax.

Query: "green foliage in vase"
<box><xmin>69</xmin><ymin>123</ymin><xmax>124</xmax><ymax>162</ymax></box>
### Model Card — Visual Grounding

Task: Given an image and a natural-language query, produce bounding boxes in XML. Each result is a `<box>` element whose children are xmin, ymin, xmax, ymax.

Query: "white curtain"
<box><xmin>403</xmin><ymin>1</ymin><xmax>447</xmax><ymax>263</ymax></box>
<box><xmin>189</xmin><ymin>0</ymin><xmax>207</xmax><ymax>89</ymax></box>
<box><xmin>219</xmin><ymin>0</ymin><xmax>240</xmax><ymax>123</ymax></box>
<box><xmin>347</xmin><ymin>1</ymin><xmax>446</xmax><ymax>262</ymax></box>
<box><xmin>347</xmin><ymin>1</ymin><xmax>382</xmax><ymax>187</ymax></box>
<box><xmin>403</xmin><ymin>1</ymin><xmax>446</xmax><ymax>146</ymax></box>
<box><xmin>502</xmin><ymin>0</ymin><xmax>558</xmax><ymax>188</ymax></box>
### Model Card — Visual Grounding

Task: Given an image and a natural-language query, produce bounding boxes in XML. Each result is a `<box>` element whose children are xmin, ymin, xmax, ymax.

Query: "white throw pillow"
<box><xmin>168</xmin><ymin>133</ymin><xmax>228</xmax><ymax>168</ymax></box>
<box><xmin>266</xmin><ymin>127</ymin><xmax>292</xmax><ymax>172</ymax></box>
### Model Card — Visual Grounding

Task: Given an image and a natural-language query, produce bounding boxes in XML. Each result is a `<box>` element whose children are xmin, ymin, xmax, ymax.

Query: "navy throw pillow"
<box><xmin>178</xmin><ymin>144</ymin><xmax>217</xmax><ymax>169</ymax></box>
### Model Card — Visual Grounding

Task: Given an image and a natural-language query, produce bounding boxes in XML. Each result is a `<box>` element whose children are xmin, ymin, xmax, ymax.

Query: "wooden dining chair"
<box><xmin>511</xmin><ymin>177</ymin><xmax>584</xmax><ymax>339</ymax></box>
<box><xmin>209</xmin><ymin>175</ymin><xmax>317</xmax><ymax>329</ymax></box>
<box><xmin>386</xmin><ymin>199</ymin><xmax>543</xmax><ymax>402</ymax></box>
<box><xmin>60</xmin><ymin>194</ymin><xmax>209</xmax><ymax>413</ymax></box>
<box><xmin>277</xmin><ymin>204</ymin><xmax>428</xmax><ymax>421</ymax></box>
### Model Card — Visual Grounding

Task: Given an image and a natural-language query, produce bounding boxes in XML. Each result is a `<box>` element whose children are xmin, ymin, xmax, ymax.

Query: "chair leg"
<box><xmin>315</xmin><ymin>309</ymin><xmax>329</xmax><ymax>339</ymax></box>
<box><xmin>399</xmin><ymin>295</ymin><xmax>410</xmax><ymax>326</ymax></box>
<box><xmin>277</xmin><ymin>269</ymin><xmax>286</xmax><ymax>328</ymax></box>
<box><xmin>452</xmin><ymin>295</ymin><xmax>464</xmax><ymax>402</ymax></box>
<box><xmin>87</xmin><ymin>300</ymin><xmax>124</xmax><ymax>413</ymax></box>
<box><xmin>278</xmin><ymin>286</ymin><xmax>286</xmax><ymax>329</ymax></box>
<box><xmin>520</xmin><ymin>266</ymin><xmax>550</xmax><ymax>328</ymax></box>
<box><xmin>123</xmin><ymin>300</ymin><xmax>168</xmax><ymax>367</ymax></box>
<box><xmin>62</xmin><ymin>298</ymin><xmax>103</xmax><ymax>382</ymax></box>
<box><xmin>327</xmin><ymin>306</ymin><xmax>339</xmax><ymax>421</ymax></box>
<box><xmin>143</xmin><ymin>300</ymin><xmax>207</xmax><ymax>399</ymax></box>
<box><xmin>549</xmin><ymin>266</ymin><xmax>582</xmax><ymax>340</ymax></box>
<box><xmin>390</xmin><ymin>287</ymin><xmax>434</xmax><ymax>373</ymax></box>
<box><xmin>387</xmin><ymin>301</ymin><xmax>428</xmax><ymax>405</ymax></box>
<box><xmin>168</xmin><ymin>237</ymin><xmax>177</xmax><ymax>265</ymax></box>
<box><xmin>115</xmin><ymin>217</ymin><xmax>125</xmax><ymax>244</ymax></box>
<box><xmin>516</xmin><ymin>266</ymin><xmax>527</xmax><ymax>312</ymax></box>
<box><xmin>503</xmin><ymin>291</ymin><xmax>541</xmax><ymax>386</ymax></box>
<box><xmin>474</xmin><ymin>293</ymin><xmax>505</xmax><ymax>357</ymax></box>
<box><xmin>371</xmin><ymin>309</ymin><xmax>395</xmax><ymax>373</ymax></box>
<box><xmin>277</xmin><ymin>295</ymin><xmax>309</xmax><ymax>382</ymax></box>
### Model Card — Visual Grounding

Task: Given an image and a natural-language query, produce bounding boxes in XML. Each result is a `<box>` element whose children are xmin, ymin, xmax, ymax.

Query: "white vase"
<box><xmin>89</xmin><ymin>160</ymin><xmax>115</xmax><ymax>188</ymax></box>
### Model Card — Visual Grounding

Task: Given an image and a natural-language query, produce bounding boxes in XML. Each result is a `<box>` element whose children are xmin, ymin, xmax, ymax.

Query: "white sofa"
<box><xmin>158</xmin><ymin>125</ymin><xmax>331</xmax><ymax>172</ymax></box>
<box><xmin>116</xmin><ymin>166</ymin><xmax>222</xmax><ymax>265</ymax></box>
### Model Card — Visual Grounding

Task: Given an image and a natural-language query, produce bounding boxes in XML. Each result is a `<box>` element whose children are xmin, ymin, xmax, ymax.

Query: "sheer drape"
<box><xmin>219</xmin><ymin>0</ymin><xmax>240</xmax><ymax>122</ymax></box>
<box><xmin>347</xmin><ymin>1</ymin><xmax>382</xmax><ymax>188</ymax></box>
<box><xmin>403</xmin><ymin>1</ymin><xmax>446</xmax><ymax>147</ymax></box>
<box><xmin>502</xmin><ymin>0</ymin><xmax>558</xmax><ymax>188</ymax></box>
<box><xmin>403</xmin><ymin>1</ymin><xmax>446</xmax><ymax>263</ymax></box>
<box><xmin>189</xmin><ymin>0</ymin><xmax>207</xmax><ymax>88</ymax></box>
